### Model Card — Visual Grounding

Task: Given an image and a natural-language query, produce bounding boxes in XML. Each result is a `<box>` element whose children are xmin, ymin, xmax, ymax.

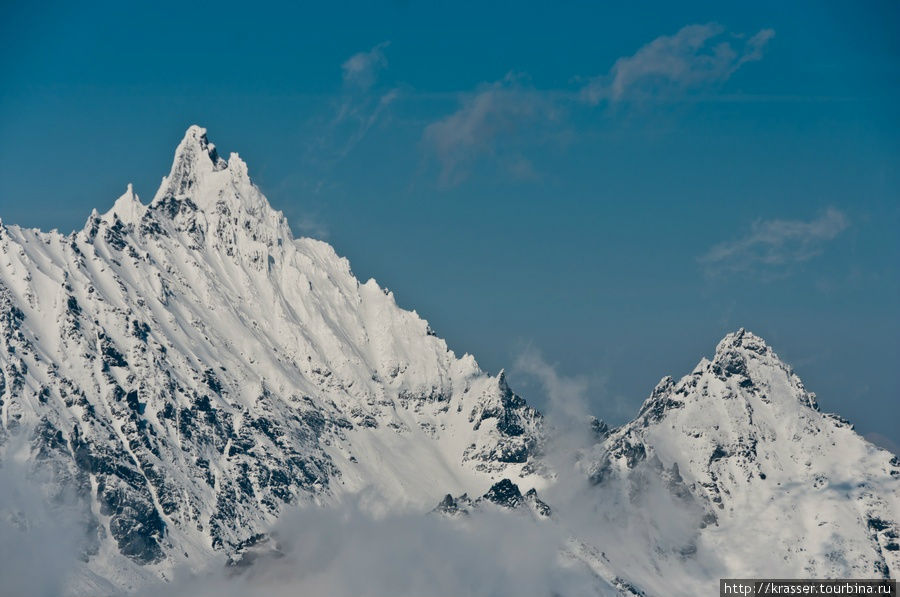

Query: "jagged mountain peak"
<box><xmin>604</xmin><ymin>326</ymin><xmax>896</xmax><ymax>472</ymax></box>
<box><xmin>152</xmin><ymin>125</ymin><xmax>228</xmax><ymax>202</ymax></box>
<box><xmin>147</xmin><ymin>126</ymin><xmax>285</xmax><ymax>229</ymax></box>
<box><xmin>631</xmin><ymin>329</ymin><xmax>818</xmax><ymax>430</ymax></box>
<box><xmin>715</xmin><ymin>327</ymin><xmax>771</xmax><ymax>355</ymax></box>
<box><xmin>75</xmin><ymin>126</ymin><xmax>295</xmax><ymax>255</ymax></box>
<box><xmin>586</xmin><ymin>330</ymin><xmax>899</xmax><ymax>584</ymax></box>
<box><xmin>705</xmin><ymin>328</ymin><xmax>821</xmax><ymax>411</ymax></box>
<box><xmin>599</xmin><ymin>329</ymin><xmax>842</xmax><ymax>488</ymax></box>
<box><xmin>434</xmin><ymin>478</ymin><xmax>552</xmax><ymax>519</ymax></box>
<box><xmin>101</xmin><ymin>183</ymin><xmax>145</xmax><ymax>226</ymax></box>
<box><xmin>708</xmin><ymin>328</ymin><xmax>820</xmax><ymax>410</ymax></box>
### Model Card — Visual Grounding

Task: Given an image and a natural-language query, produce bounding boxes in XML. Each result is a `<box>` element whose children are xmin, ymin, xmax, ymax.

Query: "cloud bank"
<box><xmin>142</xmin><ymin>499</ymin><xmax>602</xmax><ymax>597</ymax></box>
<box><xmin>0</xmin><ymin>432</ymin><xmax>94</xmax><ymax>597</ymax></box>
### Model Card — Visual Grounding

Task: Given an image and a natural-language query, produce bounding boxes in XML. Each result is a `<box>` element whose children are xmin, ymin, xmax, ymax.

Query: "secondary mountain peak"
<box><xmin>101</xmin><ymin>183</ymin><xmax>145</xmax><ymax>226</ymax></box>
<box><xmin>585</xmin><ymin>330</ymin><xmax>899</xmax><ymax>584</ymax></box>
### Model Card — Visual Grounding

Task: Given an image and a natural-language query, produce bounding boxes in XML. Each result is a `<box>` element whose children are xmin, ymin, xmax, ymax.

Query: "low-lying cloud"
<box><xmin>514</xmin><ymin>346</ymin><xmax>592</xmax><ymax>428</ymax></box>
<box><xmin>3</xmin><ymin>377</ymin><xmax>726</xmax><ymax>597</ymax></box>
<box><xmin>0</xmin><ymin>432</ymin><xmax>92</xmax><ymax>597</ymax></box>
<box><xmin>142</xmin><ymin>498</ymin><xmax>601</xmax><ymax>597</ymax></box>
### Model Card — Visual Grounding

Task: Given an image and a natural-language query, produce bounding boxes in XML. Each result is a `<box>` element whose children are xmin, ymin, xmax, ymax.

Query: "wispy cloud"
<box><xmin>512</xmin><ymin>346</ymin><xmax>607</xmax><ymax>471</ymax></box>
<box><xmin>341</xmin><ymin>41</ymin><xmax>391</xmax><ymax>90</ymax></box>
<box><xmin>514</xmin><ymin>346</ymin><xmax>591</xmax><ymax>427</ymax></box>
<box><xmin>699</xmin><ymin>208</ymin><xmax>849</xmax><ymax>276</ymax></box>
<box><xmin>301</xmin><ymin>42</ymin><xmax>399</xmax><ymax>177</ymax></box>
<box><xmin>288</xmin><ymin>210</ymin><xmax>330</xmax><ymax>240</ymax></box>
<box><xmin>330</xmin><ymin>86</ymin><xmax>400</xmax><ymax>160</ymax></box>
<box><xmin>583</xmin><ymin>24</ymin><xmax>775</xmax><ymax>104</ymax></box>
<box><xmin>422</xmin><ymin>24</ymin><xmax>775</xmax><ymax>185</ymax></box>
<box><xmin>422</xmin><ymin>73</ymin><xmax>557</xmax><ymax>185</ymax></box>
<box><xmin>290</xmin><ymin>42</ymin><xmax>398</xmax><ymax>235</ymax></box>
<box><xmin>331</xmin><ymin>41</ymin><xmax>398</xmax><ymax>159</ymax></box>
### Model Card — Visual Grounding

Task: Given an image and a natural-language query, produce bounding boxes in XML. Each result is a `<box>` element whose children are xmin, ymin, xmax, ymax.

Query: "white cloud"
<box><xmin>140</xmin><ymin>498</ymin><xmax>601</xmax><ymax>597</ymax></box>
<box><xmin>290</xmin><ymin>212</ymin><xmax>330</xmax><ymax>240</ymax></box>
<box><xmin>422</xmin><ymin>24</ymin><xmax>775</xmax><ymax>184</ymax></box>
<box><xmin>699</xmin><ymin>207</ymin><xmax>849</xmax><ymax>276</ymax></box>
<box><xmin>300</xmin><ymin>42</ymin><xmax>398</xmax><ymax>184</ymax></box>
<box><xmin>583</xmin><ymin>24</ymin><xmax>775</xmax><ymax>104</ymax></box>
<box><xmin>514</xmin><ymin>347</ymin><xmax>591</xmax><ymax>428</ymax></box>
<box><xmin>422</xmin><ymin>74</ymin><xmax>555</xmax><ymax>185</ymax></box>
<box><xmin>332</xmin><ymin>42</ymin><xmax>398</xmax><ymax>158</ymax></box>
<box><xmin>330</xmin><ymin>87</ymin><xmax>399</xmax><ymax>160</ymax></box>
<box><xmin>0</xmin><ymin>431</ymin><xmax>94</xmax><ymax>596</ymax></box>
<box><xmin>341</xmin><ymin>41</ymin><xmax>390</xmax><ymax>90</ymax></box>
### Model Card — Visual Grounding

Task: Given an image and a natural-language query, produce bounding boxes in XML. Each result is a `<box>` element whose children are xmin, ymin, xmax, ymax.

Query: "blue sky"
<box><xmin>1</xmin><ymin>1</ymin><xmax>898</xmax><ymax>448</ymax></box>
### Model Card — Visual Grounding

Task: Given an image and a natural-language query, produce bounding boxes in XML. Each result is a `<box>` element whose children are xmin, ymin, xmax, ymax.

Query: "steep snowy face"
<box><xmin>584</xmin><ymin>329</ymin><xmax>900</xmax><ymax>588</ymax></box>
<box><xmin>0</xmin><ymin>126</ymin><xmax>543</xmax><ymax>589</ymax></box>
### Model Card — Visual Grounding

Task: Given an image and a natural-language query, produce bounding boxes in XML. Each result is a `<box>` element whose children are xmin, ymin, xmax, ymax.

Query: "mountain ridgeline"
<box><xmin>0</xmin><ymin>127</ymin><xmax>896</xmax><ymax>595</ymax></box>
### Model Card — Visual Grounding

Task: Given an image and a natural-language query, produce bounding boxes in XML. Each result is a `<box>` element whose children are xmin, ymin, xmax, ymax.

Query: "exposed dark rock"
<box><xmin>590</xmin><ymin>416</ymin><xmax>610</xmax><ymax>442</ymax></box>
<box><xmin>483</xmin><ymin>478</ymin><xmax>523</xmax><ymax>508</ymax></box>
<box><xmin>433</xmin><ymin>479</ymin><xmax>551</xmax><ymax>520</ymax></box>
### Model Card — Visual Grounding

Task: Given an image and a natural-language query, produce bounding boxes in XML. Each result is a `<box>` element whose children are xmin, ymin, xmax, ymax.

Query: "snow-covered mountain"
<box><xmin>575</xmin><ymin>329</ymin><xmax>899</xmax><ymax>594</ymax></box>
<box><xmin>0</xmin><ymin>127</ymin><xmax>896</xmax><ymax>596</ymax></box>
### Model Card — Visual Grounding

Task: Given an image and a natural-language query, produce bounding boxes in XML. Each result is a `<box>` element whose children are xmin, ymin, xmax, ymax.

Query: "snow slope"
<box><xmin>0</xmin><ymin>127</ymin><xmax>896</xmax><ymax>595</ymax></box>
